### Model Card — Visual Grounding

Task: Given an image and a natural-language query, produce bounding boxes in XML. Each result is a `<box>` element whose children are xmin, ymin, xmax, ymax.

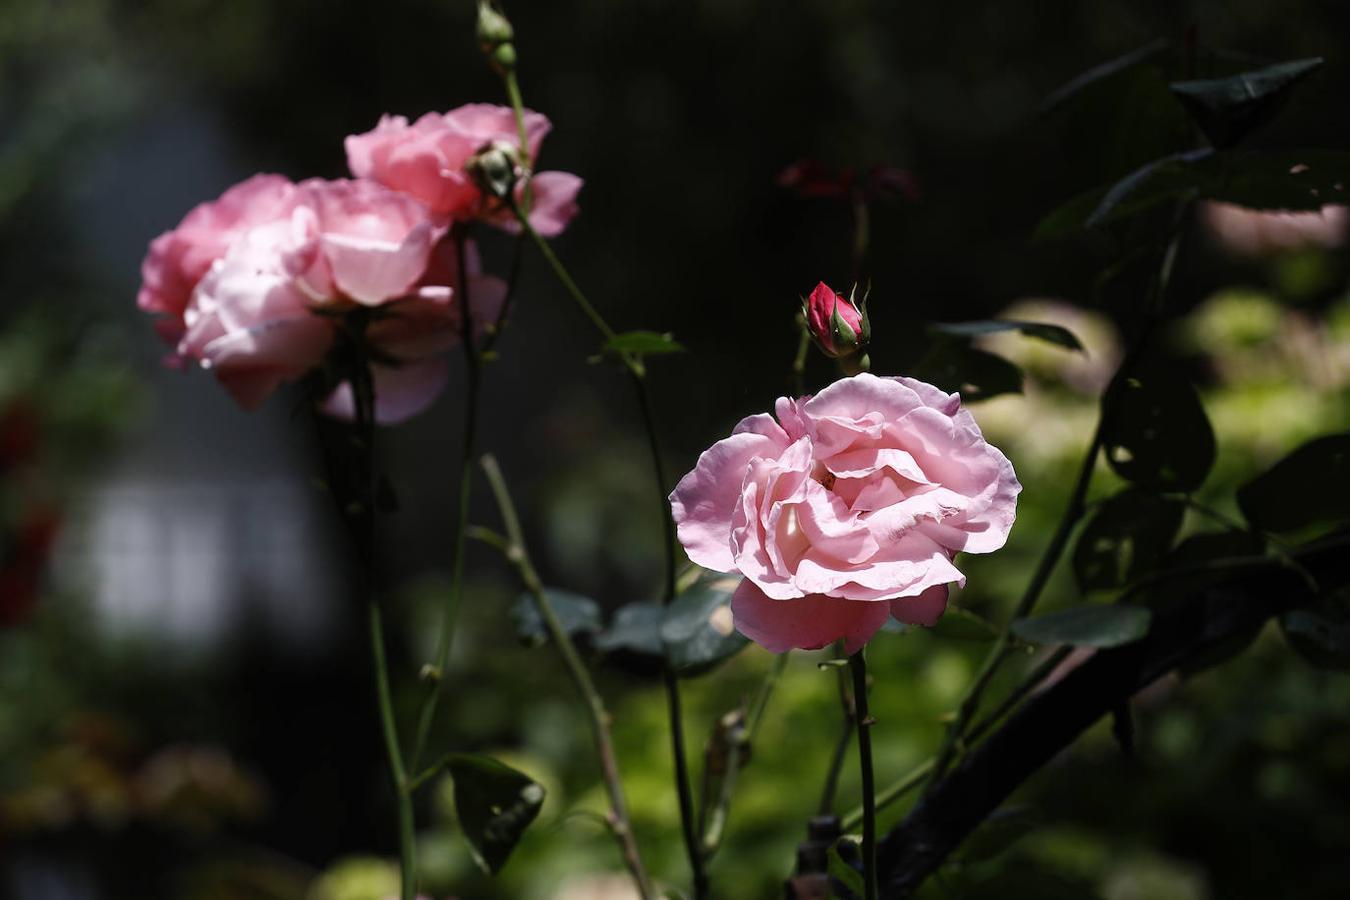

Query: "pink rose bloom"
<box><xmin>345</xmin><ymin>103</ymin><xmax>583</xmax><ymax>236</ymax></box>
<box><xmin>670</xmin><ymin>373</ymin><xmax>1021</xmax><ymax>654</ymax></box>
<box><xmin>1201</xmin><ymin>200</ymin><xmax>1347</xmax><ymax>257</ymax></box>
<box><xmin>138</xmin><ymin>174</ymin><xmax>300</xmax><ymax>345</ymax></box>
<box><xmin>170</xmin><ymin>177</ymin><xmax>457</xmax><ymax>418</ymax></box>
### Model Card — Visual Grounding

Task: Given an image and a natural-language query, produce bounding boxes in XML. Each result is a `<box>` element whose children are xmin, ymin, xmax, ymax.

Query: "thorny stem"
<box><xmin>850</xmin><ymin>651</ymin><xmax>878</xmax><ymax>900</ymax></box>
<box><xmin>348</xmin><ymin>357</ymin><xmax>418</xmax><ymax>900</ymax></box>
<box><xmin>818</xmin><ymin>639</ymin><xmax>856</xmax><ymax>816</ymax></box>
<box><xmin>411</xmin><ymin>231</ymin><xmax>483</xmax><ymax>772</ymax></box>
<box><xmin>478</xmin><ymin>454</ymin><xmax>657</xmax><ymax>900</ymax></box>
<box><xmin>510</xmin><ymin>197</ymin><xmax>709</xmax><ymax>900</ymax></box>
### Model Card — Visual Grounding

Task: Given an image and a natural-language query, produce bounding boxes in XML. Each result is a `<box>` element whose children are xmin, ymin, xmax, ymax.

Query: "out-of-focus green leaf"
<box><xmin>1040</xmin><ymin>38</ymin><xmax>1170</xmax><ymax>114</ymax></box>
<box><xmin>1204</xmin><ymin>149</ymin><xmax>1350</xmax><ymax>211</ymax></box>
<box><xmin>913</xmin><ymin>344</ymin><xmax>1023</xmax><ymax>402</ymax></box>
<box><xmin>594</xmin><ymin>602</ymin><xmax>664</xmax><ymax>657</ymax></box>
<box><xmin>1170</xmin><ymin>57</ymin><xmax>1323</xmax><ymax>147</ymax></box>
<box><xmin>929</xmin><ymin>607</ymin><xmax>1000</xmax><ymax>643</ymax></box>
<box><xmin>601</xmin><ymin>331</ymin><xmax>685</xmax><ymax>355</ymax></box>
<box><xmin>1103</xmin><ymin>365</ymin><xmax>1215</xmax><ymax>492</ymax></box>
<box><xmin>956</xmin><ymin>805</ymin><xmax>1041</xmax><ymax>863</ymax></box>
<box><xmin>1073</xmin><ymin>490</ymin><xmax>1185</xmax><ymax>591</ymax></box>
<box><xmin>509</xmin><ymin>590</ymin><xmax>602</xmax><ymax>648</ymax></box>
<box><xmin>1280</xmin><ymin>607</ymin><xmax>1350</xmax><ymax>671</ymax></box>
<box><xmin>930</xmin><ymin>320</ymin><xmax>1084</xmax><ymax>352</ymax></box>
<box><xmin>661</xmin><ymin>574</ymin><xmax>749</xmax><ymax>676</ymax></box>
<box><xmin>1011</xmin><ymin>605</ymin><xmax>1152</xmax><ymax>648</ymax></box>
<box><xmin>1237</xmin><ymin>433</ymin><xmax>1350</xmax><ymax>535</ymax></box>
<box><xmin>446</xmin><ymin>754</ymin><xmax>545</xmax><ymax>874</ymax></box>
<box><xmin>827</xmin><ymin>840</ymin><xmax>864</xmax><ymax>899</ymax></box>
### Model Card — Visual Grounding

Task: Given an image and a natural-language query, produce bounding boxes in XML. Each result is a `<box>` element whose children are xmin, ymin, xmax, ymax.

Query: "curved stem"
<box><xmin>850</xmin><ymin>651</ymin><xmax>878</xmax><ymax>900</ymax></box>
<box><xmin>410</xmin><ymin>232</ymin><xmax>482</xmax><ymax>772</ymax></box>
<box><xmin>479</xmin><ymin>454</ymin><xmax>657</xmax><ymax>899</ymax></box>
<box><xmin>818</xmin><ymin>640</ymin><xmax>856</xmax><ymax>816</ymax></box>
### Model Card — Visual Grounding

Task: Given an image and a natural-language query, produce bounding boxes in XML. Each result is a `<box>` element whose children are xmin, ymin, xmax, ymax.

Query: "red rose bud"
<box><xmin>803</xmin><ymin>282</ymin><xmax>870</xmax><ymax>359</ymax></box>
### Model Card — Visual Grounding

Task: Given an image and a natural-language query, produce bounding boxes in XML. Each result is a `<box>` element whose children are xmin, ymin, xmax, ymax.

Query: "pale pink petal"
<box><xmin>321</xmin><ymin>358</ymin><xmax>449</xmax><ymax>425</ymax></box>
<box><xmin>731</xmin><ymin>579</ymin><xmax>891</xmax><ymax>654</ymax></box>
<box><xmin>321</xmin><ymin>222</ymin><xmax>436</xmax><ymax>306</ymax></box>
<box><xmin>672</xmin><ymin>428</ymin><xmax>791</xmax><ymax>572</ymax></box>
<box><xmin>524</xmin><ymin>171</ymin><xmax>583</xmax><ymax>236</ymax></box>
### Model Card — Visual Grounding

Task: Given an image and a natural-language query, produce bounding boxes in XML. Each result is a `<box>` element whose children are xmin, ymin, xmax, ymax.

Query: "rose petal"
<box><xmin>731</xmin><ymin>579</ymin><xmax>891</xmax><ymax>654</ymax></box>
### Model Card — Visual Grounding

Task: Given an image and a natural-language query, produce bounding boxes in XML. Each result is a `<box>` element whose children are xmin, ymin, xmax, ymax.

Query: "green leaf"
<box><xmin>929</xmin><ymin>319</ymin><xmax>1084</xmax><ymax>352</ymax></box>
<box><xmin>1170</xmin><ymin>57</ymin><xmax>1323</xmax><ymax>147</ymax></box>
<box><xmin>827</xmin><ymin>840</ymin><xmax>864</xmax><ymax>899</ymax></box>
<box><xmin>594</xmin><ymin>602</ymin><xmax>664</xmax><ymax>657</ymax></box>
<box><xmin>601</xmin><ymin>331</ymin><xmax>685</xmax><ymax>355</ymax></box>
<box><xmin>1040</xmin><ymin>38</ymin><xmax>1170</xmax><ymax>114</ymax></box>
<box><xmin>913</xmin><ymin>344</ymin><xmax>1023</xmax><ymax>402</ymax></box>
<box><xmin>1084</xmin><ymin>151</ymin><xmax>1207</xmax><ymax>229</ymax></box>
<box><xmin>1103</xmin><ymin>364</ymin><xmax>1215</xmax><ymax>492</ymax></box>
<box><xmin>1237</xmin><ymin>433</ymin><xmax>1350</xmax><ymax>535</ymax></box>
<box><xmin>1280</xmin><ymin>608</ymin><xmax>1350</xmax><ymax>671</ymax></box>
<box><xmin>446</xmin><ymin>754</ymin><xmax>545</xmax><ymax>874</ymax></box>
<box><xmin>510</xmin><ymin>590</ymin><xmax>602</xmax><ymax>648</ymax></box>
<box><xmin>1011</xmin><ymin>605</ymin><xmax>1152</xmax><ymax>648</ymax></box>
<box><xmin>661</xmin><ymin>574</ymin><xmax>749</xmax><ymax>676</ymax></box>
<box><xmin>956</xmin><ymin>805</ymin><xmax>1041</xmax><ymax>863</ymax></box>
<box><xmin>1072</xmin><ymin>490</ymin><xmax>1185</xmax><ymax>591</ymax></box>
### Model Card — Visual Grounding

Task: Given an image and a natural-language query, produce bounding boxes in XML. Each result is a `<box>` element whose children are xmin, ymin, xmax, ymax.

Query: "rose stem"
<box><xmin>925</xmin><ymin>206</ymin><xmax>1192</xmax><ymax>788</ymax></box>
<box><xmin>509</xmin><ymin>200</ymin><xmax>711</xmax><ymax>900</ymax></box>
<box><xmin>408</xmin><ymin>231</ymin><xmax>481</xmax><ymax>773</ymax></box>
<box><xmin>849</xmin><ymin>649</ymin><xmax>878</xmax><ymax>900</ymax></box>
<box><xmin>478</xmin><ymin>454</ymin><xmax>657</xmax><ymax>899</ymax></box>
<box><xmin>817</xmin><ymin>639</ymin><xmax>856</xmax><ymax>816</ymax></box>
<box><xmin>349</xmin><ymin>353</ymin><xmax>419</xmax><ymax>900</ymax></box>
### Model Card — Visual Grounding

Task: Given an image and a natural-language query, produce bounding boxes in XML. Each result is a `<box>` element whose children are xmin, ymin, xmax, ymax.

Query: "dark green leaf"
<box><xmin>956</xmin><ymin>805</ymin><xmax>1041</xmax><ymax>863</ymax></box>
<box><xmin>601</xmin><ymin>331</ymin><xmax>685</xmax><ymax>355</ymax></box>
<box><xmin>510</xmin><ymin>590</ymin><xmax>602</xmax><ymax>649</ymax></box>
<box><xmin>1085</xmin><ymin>151</ymin><xmax>1208</xmax><ymax>228</ymax></box>
<box><xmin>1040</xmin><ymin>38</ymin><xmax>1170</xmax><ymax>114</ymax></box>
<box><xmin>1237</xmin><ymin>433</ymin><xmax>1350</xmax><ymax>535</ymax></box>
<box><xmin>1170</xmin><ymin>57</ymin><xmax>1323</xmax><ymax>147</ymax></box>
<box><xmin>1011</xmin><ymin>605</ymin><xmax>1152</xmax><ymax>648</ymax></box>
<box><xmin>1073</xmin><ymin>490</ymin><xmax>1185</xmax><ymax>591</ymax></box>
<box><xmin>930</xmin><ymin>320</ymin><xmax>1084</xmax><ymax>352</ymax></box>
<box><xmin>662</xmin><ymin>574</ymin><xmax>749</xmax><ymax>676</ymax></box>
<box><xmin>447</xmin><ymin>754</ymin><xmax>545</xmax><ymax>874</ymax></box>
<box><xmin>1103</xmin><ymin>364</ymin><xmax>1215</xmax><ymax>492</ymax></box>
<box><xmin>913</xmin><ymin>344</ymin><xmax>1023</xmax><ymax>402</ymax></box>
<box><xmin>594</xmin><ymin>602</ymin><xmax>664</xmax><ymax>657</ymax></box>
<box><xmin>827</xmin><ymin>840</ymin><xmax>864</xmax><ymax>899</ymax></box>
<box><xmin>1280</xmin><ymin>608</ymin><xmax>1350</xmax><ymax>671</ymax></box>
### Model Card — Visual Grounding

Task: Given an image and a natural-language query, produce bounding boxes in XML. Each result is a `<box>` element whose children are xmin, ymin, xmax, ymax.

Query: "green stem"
<box><xmin>479</xmin><ymin>454</ymin><xmax>656</xmax><ymax>899</ymax></box>
<box><xmin>348</xmin><ymin>358</ymin><xmax>418</xmax><ymax>900</ymax></box>
<box><xmin>850</xmin><ymin>651</ymin><xmax>878</xmax><ymax>900</ymax></box>
<box><xmin>818</xmin><ymin>640</ymin><xmax>855</xmax><ymax>816</ymax></box>
<box><xmin>791</xmin><ymin>315</ymin><xmax>810</xmax><ymax>397</ymax></box>
<box><xmin>410</xmin><ymin>231</ymin><xmax>482</xmax><ymax>773</ymax></box>
<box><xmin>510</xmin><ymin>197</ymin><xmax>709</xmax><ymax>899</ymax></box>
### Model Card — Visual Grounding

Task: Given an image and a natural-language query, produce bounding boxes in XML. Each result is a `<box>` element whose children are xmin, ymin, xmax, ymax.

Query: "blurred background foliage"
<box><xmin>2</xmin><ymin>0</ymin><xmax>1349</xmax><ymax>897</ymax></box>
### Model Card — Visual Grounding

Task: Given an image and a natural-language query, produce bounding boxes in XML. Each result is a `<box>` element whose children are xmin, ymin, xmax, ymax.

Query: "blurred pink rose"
<box><xmin>670</xmin><ymin>373</ymin><xmax>1020</xmax><ymax>653</ymax></box>
<box><xmin>138</xmin><ymin>174</ymin><xmax>299</xmax><ymax>345</ymax></box>
<box><xmin>149</xmin><ymin>175</ymin><xmax>468</xmax><ymax>419</ymax></box>
<box><xmin>345</xmin><ymin>104</ymin><xmax>583</xmax><ymax>235</ymax></box>
<box><xmin>803</xmin><ymin>281</ymin><xmax>866</xmax><ymax>358</ymax></box>
<box><xmin>1201</xmin><ymin>201</ymin><xmax>1347</xmax><ymax>257</ymax></box>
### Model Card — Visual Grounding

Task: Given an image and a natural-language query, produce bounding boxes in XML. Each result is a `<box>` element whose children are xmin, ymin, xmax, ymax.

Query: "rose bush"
<box><xmin>345</xmin><ymin>103</ymin><xmax>583</xmax><ymax>236</ymax></box>
<box><xmin>670</xmin><ymin>373</ymin><xmax>1020</xmax><ymax>653</ymax></box>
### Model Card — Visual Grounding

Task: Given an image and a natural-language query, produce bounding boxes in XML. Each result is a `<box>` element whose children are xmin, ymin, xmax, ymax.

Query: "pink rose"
<box><xmin>670</xmin><ymin>373</ymin><xmax>1021</xmax><ymax>654</ymax></box>
<box><xmin>1201</xmin><ymin>201</ymin><xmax>1347</xmax><ymax>257</ymax></box>
<box><xmin>345</xmin><ymin>104</ymin><xmax>583</xmax><ymax>236</ymax></box>
<box><xmin>803</xmin><ymin>282</ymin><xmax>867</xmax><ymax>358</ymax></box>
<box><xmin>138</xmin><ymin>174</ymin><xmax>299</xmax><ymax>345</ymax></box>
<box><xmin>169</xmin><ymin>177</ymin><xmax>457</xmax><ymax>417</ymax></box>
